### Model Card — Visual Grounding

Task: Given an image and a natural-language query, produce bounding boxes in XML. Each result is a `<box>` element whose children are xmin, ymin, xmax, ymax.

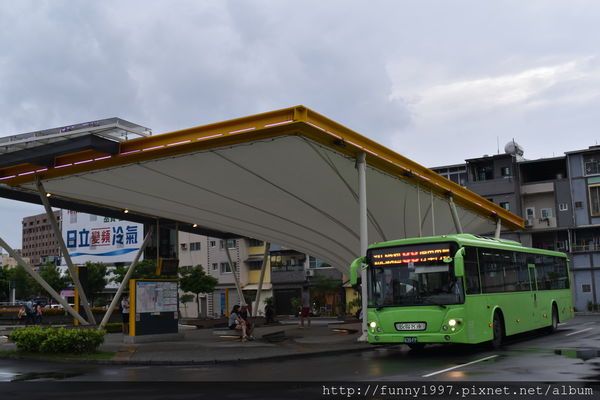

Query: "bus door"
<box><xmin>528</xmin><ymin>263</ymin><xmax>542</xmax><ymax>327</ymax></box>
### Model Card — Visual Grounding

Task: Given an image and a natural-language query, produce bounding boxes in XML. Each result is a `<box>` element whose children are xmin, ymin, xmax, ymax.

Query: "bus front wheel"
<box><xmin>546</xmin><ymin>305</ymin><xmax>558</xmax><ymax>334</ymax></box>
<box><xmin>491</xmin><ymin>312</ymin><xmax>504</xmax><ymax>349</ymax></box>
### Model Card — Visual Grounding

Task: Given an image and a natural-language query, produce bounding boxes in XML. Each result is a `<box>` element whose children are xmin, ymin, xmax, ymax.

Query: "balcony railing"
<box><xmin>571</xmin><ymin>243</ymin><xmax>600</xmax><ymax>253</ymax></box>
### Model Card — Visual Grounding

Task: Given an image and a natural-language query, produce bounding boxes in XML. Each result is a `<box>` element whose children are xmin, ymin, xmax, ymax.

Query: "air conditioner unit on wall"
<box><xmin>305</xmin><ymin>269</ymin><xmax>315</xmax><ymax>277</ymax></box>
<box><xmin>525</xmin><ymin>218</ymin><xmax>534</xmax><ymax>228</ymax></box>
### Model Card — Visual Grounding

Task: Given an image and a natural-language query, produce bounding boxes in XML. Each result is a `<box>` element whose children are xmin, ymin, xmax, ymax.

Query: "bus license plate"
<box><xmin>395</xmin><ymin>322</ymin><xmax>426</xmax><ymax>331</ymax></box>
<box><xmin>404</xmin><ymin>337</ymin><xmax>418</xmax><ymax>344</ymax></box>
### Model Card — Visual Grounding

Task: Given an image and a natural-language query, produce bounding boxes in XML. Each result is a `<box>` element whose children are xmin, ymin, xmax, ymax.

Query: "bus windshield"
<box><xmin>367</xmin><ymin>242</ymin><xmax>463</xmax><ymax>308</ymax></box>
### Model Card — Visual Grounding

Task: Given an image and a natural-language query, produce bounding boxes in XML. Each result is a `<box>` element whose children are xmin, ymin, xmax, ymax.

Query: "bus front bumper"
<box><xmin>368</xmin><ymin>330</ymin><xmax>469</xmax><ymax>344</ymax></box>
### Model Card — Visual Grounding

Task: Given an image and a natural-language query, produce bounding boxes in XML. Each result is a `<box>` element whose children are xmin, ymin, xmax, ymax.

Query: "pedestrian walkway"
<box><xmin>0</xmin><ymin>318</ymin><xmax>373</xmax><ymax>365</ymax></box>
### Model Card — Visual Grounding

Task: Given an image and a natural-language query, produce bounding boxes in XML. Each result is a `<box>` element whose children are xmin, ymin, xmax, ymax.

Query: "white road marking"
<box><xmin>565</xmin><ymin>327</ymin><xmax>594</xmax><ymax>337</ymax></box>
<box><xmin>422</xmin><ymin>355</ymin><xmax>499</xmax><ymax>378</ymax></box>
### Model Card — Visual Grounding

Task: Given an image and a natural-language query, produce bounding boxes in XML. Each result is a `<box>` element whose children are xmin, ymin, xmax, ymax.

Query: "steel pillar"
<box><xmin>0</xmin><ymin>236</ymin><xmax>89</xmax><ymax>325</ymax></box>
<box><xmin>253</xmin><ymin>241</ymin><xmax>271</xmax><ymax>317</ymax></box>
<box><xmin>36</xmin><ymin>178</ymin><xmax>96</xmax><ymax>324</ymax></box>
<box><xmin>357</xmin><ymin>152</ymin><xmax>369</xmax><ymax>342</ymax></box>
<box><xmin>448</xmin><ymin>195</ymin><xmax>464</xmax><ymax>234</ymax></box>
<box><xmin>494</xmin><ymin>218</ymin><xmax>502</xmax><ymax>239</ymax></box>
<box><xmin>225</xmin><ymin>243</ymin><xmax>246</xmax><ymax>306</ymax></box>
<box><xmin>98</xmin><ymin>226</ymin><xmax>154</xmax><ymax>329</ymax></box>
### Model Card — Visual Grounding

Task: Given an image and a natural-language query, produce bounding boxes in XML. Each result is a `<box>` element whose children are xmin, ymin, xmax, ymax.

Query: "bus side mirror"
<box><xmin>453</xmin><ymin>248</ymin><xmax>465</xmax><ymax>276</ymax></box>
<box><xmin>350</xmin><ymin>256</ymin><xmax>366</xmax><ymax>286</ymax></box>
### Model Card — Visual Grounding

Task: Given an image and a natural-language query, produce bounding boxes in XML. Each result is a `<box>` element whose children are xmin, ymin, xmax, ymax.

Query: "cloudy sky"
<box><xmin>1</xmin><ymin>0</ymin><xmax>600</xmax><ymax>249</ymax></box>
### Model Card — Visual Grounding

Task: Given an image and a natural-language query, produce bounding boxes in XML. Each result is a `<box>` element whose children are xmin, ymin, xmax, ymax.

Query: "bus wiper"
<box><xmin>419</xmin><ymin>297</ymin><xmax>447</xmax><ymax>309</ymax></box>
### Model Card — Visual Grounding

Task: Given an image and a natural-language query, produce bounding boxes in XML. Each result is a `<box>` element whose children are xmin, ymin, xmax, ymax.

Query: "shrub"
<box><xmin>41</xmin><ymin>308</ymin><xmax>67</xmax><ymax>316</ymax></box>
<box><xmin>104</xmin><ymin>323</ymin><xmax>123</xmax><ymax>333</ymax></box>
<box><xmin>10</xmin><ymin>326</ymin><xmax>48</xmax><ymax>352</ymax></box>
<box><xmin>10</xmin><ymin>326</ymin><xmax>105</xmax><ymax>354</ymax></box>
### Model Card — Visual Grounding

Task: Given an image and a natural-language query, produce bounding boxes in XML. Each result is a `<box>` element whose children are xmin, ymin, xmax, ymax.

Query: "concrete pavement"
<box><xmin>0</xmin><ymin>318</ymin><xmax>373</xmax><ymax>365</ymax></box>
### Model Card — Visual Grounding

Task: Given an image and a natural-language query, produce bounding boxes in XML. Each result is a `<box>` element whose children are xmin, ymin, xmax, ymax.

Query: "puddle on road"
<box><xmin>12</xmin><ymin>371</ymin><xmax>83</xmax><ymax>381</ymax></box>
<box><xmin>554</xmin><ymin>348</ymin><xmax>600</xmax><ymax>361</ymax></box>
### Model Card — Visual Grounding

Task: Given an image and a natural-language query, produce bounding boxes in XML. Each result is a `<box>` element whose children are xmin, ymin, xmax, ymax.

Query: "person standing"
<box><xmin>264</xmin><ymin>299</ymin><xmax>275</xmax><ymax>324</ymax></box>
<box><xmin>121</xmin><ymin>294</ymin><xmax>130</xmax><ymax>334</ymax></box>
<box><xmin>35</xmin><ymin>302</ymin><xmax>43</xmax><ymax>324</ymax></box>
<box><xmin>299</xmin><ymin>287</ymin><xmax>311</xmax><ymax>328</ymax></box>
<box><xmin>24</xmin><ymin>298</ymin><xmax>35</xmax><ymax>325</ymax></box>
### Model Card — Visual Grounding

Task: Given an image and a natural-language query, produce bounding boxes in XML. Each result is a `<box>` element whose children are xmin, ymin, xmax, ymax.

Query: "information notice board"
<box><xmin>131</xmin><ymin>279</ymin><xmax>179</xmax><ymax>336</ymax></box>
<box><xmin>136</xmin><ymin>281</ymin><xmax>178</xmax><ymax>313</ymax></box>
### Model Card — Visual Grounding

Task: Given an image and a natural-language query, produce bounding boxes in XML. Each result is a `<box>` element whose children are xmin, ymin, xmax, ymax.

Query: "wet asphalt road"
<box><xmin>0</xmin><ymin>315</ymin><xmax>598</xmax><ymax>383</ymax></box>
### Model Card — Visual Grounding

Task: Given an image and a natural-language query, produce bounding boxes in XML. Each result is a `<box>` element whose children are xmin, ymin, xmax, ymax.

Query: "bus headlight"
<box><xmin>369</xmin><ymin>321</ymin><xmax>377</xmax><ymax>329</ymax></box>
<box><xmin>448</xmin><ymin>319</ymin><xmax>457</xmax><ymax>327</ymax></box>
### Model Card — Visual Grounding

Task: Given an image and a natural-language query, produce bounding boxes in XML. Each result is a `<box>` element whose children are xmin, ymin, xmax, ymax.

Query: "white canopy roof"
<box><xmin>0</xmin><ymin>106</ymin><xmax>523</xmax><ymax>273</ymax></box>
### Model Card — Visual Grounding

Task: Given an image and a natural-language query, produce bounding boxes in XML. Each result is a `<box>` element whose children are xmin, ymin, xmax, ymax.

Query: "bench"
<box><xmin>212</xmin><ymin>328</ymin><xmax>242</xmax><ymax>337</ymax></box>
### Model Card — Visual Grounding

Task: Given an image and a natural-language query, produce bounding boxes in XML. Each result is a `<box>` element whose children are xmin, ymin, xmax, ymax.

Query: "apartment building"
<box><xmin>21</xmin><ymin>211</ymin><xmax>61</xmax><ymax>267</ymax></box>
<box><xmin>432</xmin><ymin>143</ymin><xmax>600</xmax><ymax>311</ymax></box>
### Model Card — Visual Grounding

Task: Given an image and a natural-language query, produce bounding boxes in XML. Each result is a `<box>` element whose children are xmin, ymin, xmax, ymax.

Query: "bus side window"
<box><xmin>463</xmin><ymin>246</ymin><xmax>481</xmax><ymax>294</ymax></box>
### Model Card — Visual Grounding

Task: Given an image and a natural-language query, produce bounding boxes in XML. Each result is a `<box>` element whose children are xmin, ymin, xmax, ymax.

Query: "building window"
<box><xmin>584</xmin><ymin>153</ymin><xmax>600</xmax><ymax>175</ymax></box>
<box><xmin>210</xmin><ymin>240</ymin><xmax>216</xmax><ymax>247</ymax></box>
<box><xmin>473</xmin><ymin>163</ymin><xmax>494</xmax><ymax>181</ymax></box>
<box><xmin>212</xmin><ymin>263</ymin><xmax>218</xmax><ymax>271</ymax></box>
<box><xmin>575</xmin><ymin>201</ymin><xmax>584</xmax><ymax>209</ymax></box>
<box><xmin>559</xmin><ymin>203</ymin><xmax>568</xmax><ymax>211</ymax></box>
<box><xmin>501</xmin><ymin>167</ymin><xmax>511</xmax><ymax>177</ymax></box>
<box><xmin>499</xmin><ymin>202</ymin><xmax>510</xmax><ymax>211</ymax></box>
<box><xmin>226</xmin><ymin>239</ymin><xmax>237</xmax><ymax>249</ymax></box>
<box><xmin>590</xmin><ymin>185</ymin><xmax>600</xmax><ymax>216</ymax></box>
<box><xmin>525</xmin><ymin>207</ymin><xmax>535</xmax><ymax>219</ymax></box>
<box><xmin>248</xmin><ymin>239</ymin><xmax>264</xmax><ymax>247</ymax></box>
<box><xmin>190</xmin><ymin>242</ymin><xmax>201</xmax><ymax>251</ymax></box>
<box><xmin>540</xmin><ymin>208</ymin><xmax>553</xmax><ymax>219</ymax></box>
<box><xmin>248</xmin><ymin>261</ymin><xmax>263</xmax><ymax>271</ymax></box>
<box><xmin>582</xmin><ymin>284</ymin><xmax>591</xmax><ymax>293</ymax></box>
<box><xmin>180</xmin><ymin>243</ymin><xmax>187</xmax><ymax>251</ymax></box>
<box><xmin>309</xmin><ymin>256</ymin><xmax>330</xmax><ymax>269</ymax></box>
<box><xmin>220</xmin><ymin>262</ymin><xmax>235</xmax><ymax>274</ymax></box>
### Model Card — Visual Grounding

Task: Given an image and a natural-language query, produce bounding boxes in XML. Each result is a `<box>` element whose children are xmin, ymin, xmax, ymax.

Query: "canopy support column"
<box><xmin>36</xmin><ymin>178</ymin><xmax>96</xmax><ymax>324</ymax></box>
<box><xmin>494</xmin><ymin>218</ymin><xmax>502</xmax><ymax>239</ymax></box>
<box><xmin>431</xmin><ymin>191</ymin><xmax>436</xmax><ymax>236</ymax></box>
<box><xmin>99</xmin><ymin>226</ymin><xmax>154</xmax><ymax>330</ymax></box>
<box><xmin>357</xmin><ymin>152</ymin><xmax>369</xmax><ymax>342</ymax></box>
<box><xmin>0</xmin><ymin>236</ymin><xmax>89</xmax><ymax>325</ymax></box>
<box><xmin>253</xmin><ymin>241</ymin><xmax>271</xmax><ymax>317</ymax></box>
<box><xmin>448</xmin><ymin>195</ymin><xmax>463</xmax><ymax>234</ymax></box>
<box><xmin>417</xmin><ymin>185</ymin><xmax>422</xmax><ymax>237</ymax></box>
<box><xmin>225</xmin><ymin>243</ymin><xmax>246</xmax><ymax>306</ymax></box>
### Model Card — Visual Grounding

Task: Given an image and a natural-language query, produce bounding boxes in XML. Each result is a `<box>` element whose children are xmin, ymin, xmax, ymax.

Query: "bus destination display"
<box><xmin>370</xmin><ymin>243</ymin><xmax>452</xmax><ymax>266</ymax></box>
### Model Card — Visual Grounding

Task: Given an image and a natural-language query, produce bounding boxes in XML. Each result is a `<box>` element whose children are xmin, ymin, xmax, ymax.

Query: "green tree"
<box><xmin>85</xmin><ymin>262</ymin><xmax>108</xmax><ymax>306</ymax></box>
<box><xmin>179</xmin><ymin>265</ymin><xmax>218</xmax><ymax>317</ymax></box>
<box><xmin>64</xmin><ymin>262</ymin><xmax>108</xmax><ymax>306</ymax></box>
<box><xmin>33</xmin><ymin>262</ymin><xmax>66</xmax><ymax>298</ymax></box>
<box><xmin>0</xmin><ymin>265</ymin><xmax>11</xmax><ymax>302</ymax></box>
<box><xmin>111</xmin><ymin>259</ymin><xmax>165</xmax><ymax>285</ymax></box>
<box><xmin>11</xmin><ymin>265</ymin><xmax>35</xmax><ymax>300</ymax></box>
<box><xmin>311</xmin><ymin>274</ymin><xmax>341</xmax><ymax>316</ymax></box>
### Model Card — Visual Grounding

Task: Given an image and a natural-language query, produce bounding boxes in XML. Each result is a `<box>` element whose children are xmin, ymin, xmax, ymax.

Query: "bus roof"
<box><xmin>368</xmin><ymin>234</ymin><xmax>568</xmax><ymax>258</ymax></box>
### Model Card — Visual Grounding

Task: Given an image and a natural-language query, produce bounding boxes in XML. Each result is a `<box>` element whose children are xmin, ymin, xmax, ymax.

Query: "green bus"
<box><xmin>350</xmin><ymin>234</ymin><xmax>574</xmax><ymax>349</ymax></box>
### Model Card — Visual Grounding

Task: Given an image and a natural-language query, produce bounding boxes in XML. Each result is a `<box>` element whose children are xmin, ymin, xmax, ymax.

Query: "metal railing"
<box><xmin>571</xmin><ymin>243</ymin><xmax>600</xmax><ymax>253</ymax></box>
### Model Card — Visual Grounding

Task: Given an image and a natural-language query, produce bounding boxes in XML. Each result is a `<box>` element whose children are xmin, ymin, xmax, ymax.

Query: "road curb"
<box><xmin>0</xmin><ymin>343</ymin><xmax>375</xmax><ymax>366</ymax></box>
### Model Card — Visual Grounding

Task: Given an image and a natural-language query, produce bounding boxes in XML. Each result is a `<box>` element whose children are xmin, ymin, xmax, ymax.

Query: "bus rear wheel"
<box><xmin>491</xmin><ymin>312</ymin><xmax>504</xmax><ymax>349</ymax></box>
